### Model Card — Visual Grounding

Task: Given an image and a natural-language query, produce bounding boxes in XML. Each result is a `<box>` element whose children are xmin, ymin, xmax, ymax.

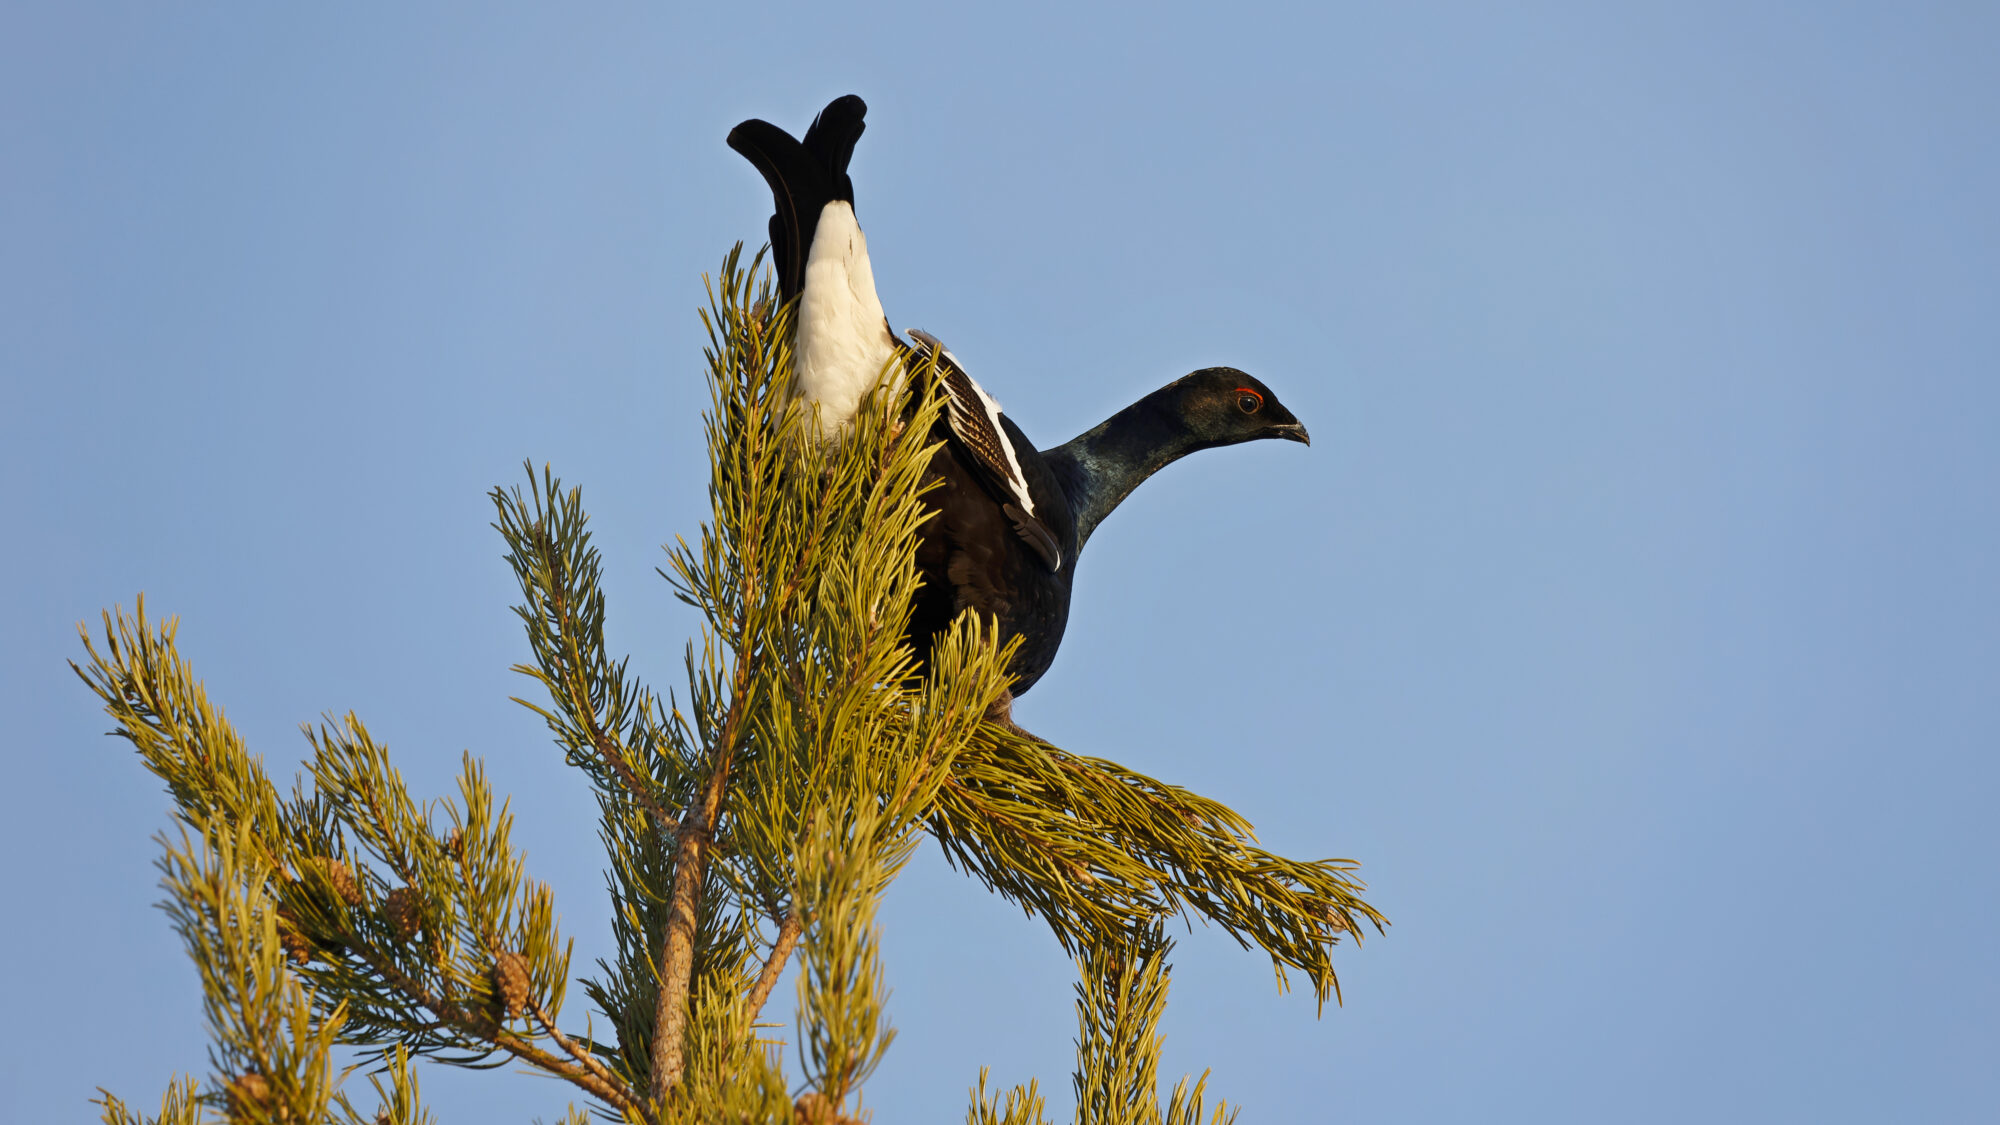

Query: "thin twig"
<box><xmin>492</xmin><ymin>1027</ymin><xmax>646</xmax><ymax>1123</ymax></box>
<box><xmin>744</xmin><ymin>906</ymin><xmax>804</xmax><ymax>1026</ymax></box>
<box><xmin>340</xmin><ymin>935</ymin><xmax>652</xmax><ymax>1124</ymax></box>
<box><xmin>589</xmin><ymin>732</ymin><xmax>679</xmax><ymax>835</ymax></box>
<box><xmin>528</xmin><ymin>997</ymin><xmax>642</xmax><ymax>1119</ymax></box>
<box><xmin>537</xmin><ymin>530</ymin><xmax>683</xmax><ymax>839</ymax></box>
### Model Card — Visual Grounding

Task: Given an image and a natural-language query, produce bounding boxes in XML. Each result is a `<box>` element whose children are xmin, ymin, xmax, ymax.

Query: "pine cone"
<box><xmin>276</xmin><ymin>916</ymin><xmax>313</xmax><ymax>966</ymax></box>
<box><xmin>492</xmin><ymin>950</ymin><xmax>531</xmax><ymax>1018</ymax></box>
<box><xmin>383</xmin><ymin>886</ymin><xmax>421</xmax><ymax>940</ymax></box>
<box><xmin>794</xmin><ymin>1092</ymin><xmax>861</xmax><ymax>1125</ymax></box>
<box><xmin>319</xmin><ymin>858</ymin><xmax>364</xmax><ymax>907</ymax></box>
<box><xmin>225</xmin><ymin>1072</ymin><xmax>272</xmax><ymax>1119</ymax></box>
<box><xmin>443</xmin><ymin>828</ymin><xmax>465</xmax><ymax>860</ymax></box>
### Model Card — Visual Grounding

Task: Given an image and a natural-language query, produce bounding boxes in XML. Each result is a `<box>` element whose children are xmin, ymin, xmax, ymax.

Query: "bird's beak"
<box><xmin>1273</xmin><ymin>423</ymin><xmax>1311</xmax><ymax>446</ymax></box>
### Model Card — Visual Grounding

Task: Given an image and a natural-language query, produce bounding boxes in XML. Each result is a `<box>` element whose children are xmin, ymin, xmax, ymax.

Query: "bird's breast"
<box><xmin>908</xmin><ymin>435</ymin><xmax>1079</xmax><ymax>696</ymax></box>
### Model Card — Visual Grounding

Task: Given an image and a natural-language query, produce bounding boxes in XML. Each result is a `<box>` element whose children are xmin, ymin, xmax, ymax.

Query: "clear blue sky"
<box><xmin>4</xmin><ymin>3</ymin><xmax>1995</xmax><ymax>1121</ymax></box>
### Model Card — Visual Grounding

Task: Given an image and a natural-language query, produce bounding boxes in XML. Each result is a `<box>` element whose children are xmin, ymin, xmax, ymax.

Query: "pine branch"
<box><xmin>94</xmin><ymin>1077</ymin><xmax>205</xmax><ymax>1125</ymax></box>
<box><xmin>529</xmin><ymin>997</ymin><xmax>647</xmax><ymax>1120</ymax></box>
<box><xmin>496</xmin><ymin>465</ymin><xmax>689</xmax><ymax>838</ymax></box>
<box><xmin>745</xmin><ymin>906</ymin><xmax>804</xmax><ymax>1025</ymax></box>
<box><xmin>967</xmin><ymin>1070</ymin><xmax>1054</xmax><ymax>1125</ymax></box>
<box><xmin>335</xmin><ymin>1046</ymin><xmax>435</xmax><ymax>1125</ymax></box>
<box><xmin>75</xmin><ymin>604</ymin><xmax>646</xmax><ymax>1119</ymax></box>
<box><xmin>157</xmin><ymin>821</ymin><xmax>347</xmax><ymax>1124</ymax></box>
<box><xmin>1072</xmin><ymin>928</ymin><xmax>1235</xmax><ymax>1125</ymax></box>
<box><xmin>932</xmin><ymin>726</ymin><xmax>1387</xmax><ymax>1010</ymax></box>
<box><xmin>650</xmin><ymin>720</ymin><xmax>741</xmax><ymax>1100</ymax></box>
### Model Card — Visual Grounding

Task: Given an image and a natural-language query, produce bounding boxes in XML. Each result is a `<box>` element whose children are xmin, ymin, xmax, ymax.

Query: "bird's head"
<box><xmin>1168</xmin><ymin>367</ymin><xmax>1310</xmax><ymax>450</ymax></box>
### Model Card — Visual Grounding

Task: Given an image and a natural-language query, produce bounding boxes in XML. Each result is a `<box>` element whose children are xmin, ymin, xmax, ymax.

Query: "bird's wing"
<box><xmin>907</xmin><ymin>329</ymin><xmax>1063</xmax><ymax>572</ymax></box>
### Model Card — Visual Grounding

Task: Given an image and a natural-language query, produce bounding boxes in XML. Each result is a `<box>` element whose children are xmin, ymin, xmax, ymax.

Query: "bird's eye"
<box><xmin>1235</xmin><ymin>388</ymin><xmax>1263</xmax><ymax>414</ymax></box>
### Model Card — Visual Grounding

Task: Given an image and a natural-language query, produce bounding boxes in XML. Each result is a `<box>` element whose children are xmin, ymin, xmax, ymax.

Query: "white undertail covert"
<box><xmin>793</xmin><ymin>201</ymin><xmax>899</xmax><ymax>435</ymax></box>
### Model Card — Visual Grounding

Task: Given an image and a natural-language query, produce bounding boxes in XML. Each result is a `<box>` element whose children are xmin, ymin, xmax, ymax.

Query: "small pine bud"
<box><xmin>492</xmin><ymin>950</ymin><xmax>530</xmax><ymax>1018</ymax></box>
<box><xmin>443</xmin><ymin>829</ymin><xmax>465</xmax><ymax>860</ymax></box>
<box><xmin>1060</xmin><ymin>860</ymin><xmax>1097</xmax><ymax>886</ymax></box>
<box><xmin>383</xmin><ymin>886</ymin><xmax>421</xmax><ymax>940</ymax></box>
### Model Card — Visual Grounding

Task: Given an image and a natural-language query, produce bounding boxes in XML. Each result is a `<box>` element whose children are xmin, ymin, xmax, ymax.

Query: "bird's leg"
<box><xmin>983</xmin><ymin>688</ymin><xmax>1014</xmax><ymax>726</ymax></box>
<box><xmin>982</xmin><ymin>688</ymin><xmax>1047</xmax><ymax>743</ymax></box>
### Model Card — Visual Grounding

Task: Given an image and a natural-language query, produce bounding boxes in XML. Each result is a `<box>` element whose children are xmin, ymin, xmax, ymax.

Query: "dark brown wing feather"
<box><xmin>906</xmin><ymin>330</ymin><xmax>1062</xmax><ymax>571</ymax></box>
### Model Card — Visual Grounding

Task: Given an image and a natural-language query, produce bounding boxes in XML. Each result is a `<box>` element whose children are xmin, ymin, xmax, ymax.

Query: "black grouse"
<box><xmin>727</xmin><ymin>95</ymin><xmax>1309</xmax><ymax>723</ymax></box>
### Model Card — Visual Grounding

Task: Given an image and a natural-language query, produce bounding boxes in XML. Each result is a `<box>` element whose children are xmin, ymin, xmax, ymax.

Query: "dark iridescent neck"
<box><xmin>1042</xmin><ymin>385</ymin><xmax>1209</xmax><ymax>554</ymax></box>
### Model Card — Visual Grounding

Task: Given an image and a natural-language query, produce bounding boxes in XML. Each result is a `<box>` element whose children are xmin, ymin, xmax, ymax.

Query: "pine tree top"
<box><xmin>78</xmin><ymin>248</ymin><xmax>1383</xmax><ymax>1125</ymax></box>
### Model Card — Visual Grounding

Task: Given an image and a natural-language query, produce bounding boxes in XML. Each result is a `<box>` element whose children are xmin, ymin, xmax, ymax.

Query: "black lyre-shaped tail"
<box><xmin>725</xmin><ymin>94</ymin><xmax>868</xmax><ymax>304</ymax></box>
